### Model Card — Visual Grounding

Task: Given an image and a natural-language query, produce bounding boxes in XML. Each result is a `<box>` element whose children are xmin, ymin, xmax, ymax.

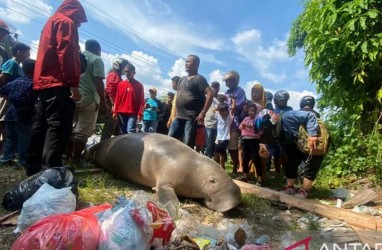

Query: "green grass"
<box><xmin>76</xmin><ymin>171</ymin><xmax>154</xmax><ymax>205</ymax></box>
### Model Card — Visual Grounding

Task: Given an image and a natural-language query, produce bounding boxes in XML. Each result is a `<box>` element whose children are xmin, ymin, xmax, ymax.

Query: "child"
<box><xmin>0</xmin><ymin>59</ymin><xmax>35</xmax><ymax>166</ymax></box>
<box><xmin>214</xmin><ymin>101</ymin><xmax>235</xmax><ymax>169</ymax></box>
<box><xmin>238</xmin><ymin>103</ymin><xmax>263</xmax><ymax>184</ymax></box>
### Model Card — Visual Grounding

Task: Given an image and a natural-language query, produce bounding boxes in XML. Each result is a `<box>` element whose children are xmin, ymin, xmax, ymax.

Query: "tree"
<box><xmin>288</xmin><ymin>0</ymin><xmax>382</xmax><ymax>185</ymax></box>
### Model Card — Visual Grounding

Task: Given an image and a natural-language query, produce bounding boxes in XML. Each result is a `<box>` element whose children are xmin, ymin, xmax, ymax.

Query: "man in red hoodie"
<box><xmin>25</xmin><ymin>0</ymin><xmax>87</xmax><ymax>176</ymax></box>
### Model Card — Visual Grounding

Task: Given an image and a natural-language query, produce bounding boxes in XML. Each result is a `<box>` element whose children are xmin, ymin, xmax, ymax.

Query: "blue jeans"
<box><xmin>143</xmin><ymin>120</ymin><xmax>158</xmax><ymax>132</ymax></box>
<box><xmin>168</xmin><ymin>118</ymin><xmax>197</xmax><ymax>148</ymax></box>
<box><xmin>205</xmin><ymin>127</ymin><xmax>217</xmax><ymax>158</ymax></box>
<box><xmin>118</xmin><ymin>114</ymin><xmax>137</xmax><ymax>134</ymax></box>
<box><xmin>0</xmin><ymin>121</ymin><xmax>32</xmax><ymax>166</ymax></box>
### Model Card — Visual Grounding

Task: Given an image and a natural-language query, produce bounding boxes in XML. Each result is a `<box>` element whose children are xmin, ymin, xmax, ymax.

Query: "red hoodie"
<box><xmin>113</xmin><ymin>78</ymin><xmax>145</xmax><ymax>118</ymax></box>
<box><xmin>33</xmin><ymin>0</ymin><xmax>87</xmax><ymax>90</ymax></box>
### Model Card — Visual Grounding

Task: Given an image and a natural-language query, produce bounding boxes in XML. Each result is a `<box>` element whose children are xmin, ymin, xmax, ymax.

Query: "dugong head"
<box><xmin>195</xmin><ymin>158</ymin><xmax>242</xmax><ymax>212</ymax></box>
<box><xmin>204</xmin><ymin>178</ymin><xmax>242</xmax><ymax>212</ymax></box>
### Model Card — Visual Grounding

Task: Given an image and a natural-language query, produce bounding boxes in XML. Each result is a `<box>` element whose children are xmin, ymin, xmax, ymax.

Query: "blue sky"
<box><xmin>0</xmin><ymin>0</ymin><xmax>316</xmax><ymax>109</ymax></box>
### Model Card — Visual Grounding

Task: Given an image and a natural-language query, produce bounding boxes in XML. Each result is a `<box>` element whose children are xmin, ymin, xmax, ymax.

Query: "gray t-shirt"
<box><xmin>175</xmin><ymin>74</ymin><xmax>209</xmax><ymax>120</ymax></box>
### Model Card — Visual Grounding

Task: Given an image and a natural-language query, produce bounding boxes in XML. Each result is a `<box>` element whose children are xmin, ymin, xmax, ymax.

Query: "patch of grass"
<box><xmin>77</xmin><ymin>172</ymin><xmax>153</xmax><ymax>205</ymax></box>
<box><xmin>241</xmin><ymin>193</ymin><xmax>270</xmax><ymax>210</ymax></box>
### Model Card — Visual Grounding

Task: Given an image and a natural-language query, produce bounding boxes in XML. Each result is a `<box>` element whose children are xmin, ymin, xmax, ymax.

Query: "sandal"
<box><xmin>235</xmin><ymin>176</ymin><xmax>248</xmax><ymax>182</ymax></box>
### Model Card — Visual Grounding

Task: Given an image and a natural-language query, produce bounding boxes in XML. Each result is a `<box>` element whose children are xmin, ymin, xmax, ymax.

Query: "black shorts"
<box><xmin>215</xmin><ymin>140</ymin><xmax>229</xmax><ymax>154</ymax></box>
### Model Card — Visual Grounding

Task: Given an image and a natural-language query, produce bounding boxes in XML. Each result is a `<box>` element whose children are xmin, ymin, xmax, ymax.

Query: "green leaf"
<box><xmin>359</xmin><ymin>16</ymin><xmax>367</xmax><ymax>30</ymax></box>
<box><xmin>361</xmin><ymin>41</ymin><xmax>368</xmax><ymax>53</ymax></box>
<box><xmin>345</xmin><ymin>18</ymin><xmax>356</xmax><ymax>31</ymax></box>
<box><xmin>366</xmin><ymin>9</ymin><xmax>379</xmax><ymax>19</ymax></box>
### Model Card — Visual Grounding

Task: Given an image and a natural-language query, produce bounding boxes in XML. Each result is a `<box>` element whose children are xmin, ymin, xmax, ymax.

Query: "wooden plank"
<box><xmin>351</xmin><ymin>226</ymin><xmax>382</xmax><ymax>249</ymax></box>
<box><xmin>234</xmin><ymin>180</ymin><xmax>382</xmax><ymax>231</ymax></box>
<box><xmin>74</xmin><ymin>168</ymin><xmax>103</xmax><ymax>174</ymax></box>
<box><xmin>343</xmin><ymin>189</ymin><xmax>378</xmax><ymax>209</ymax></box>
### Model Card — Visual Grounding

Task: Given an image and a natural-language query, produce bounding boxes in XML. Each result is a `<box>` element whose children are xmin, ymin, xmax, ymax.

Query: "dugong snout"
<box><xmin>205</xmin><ymin>182</ymin><xmax>241</xmax><ymax>212</ymax></box>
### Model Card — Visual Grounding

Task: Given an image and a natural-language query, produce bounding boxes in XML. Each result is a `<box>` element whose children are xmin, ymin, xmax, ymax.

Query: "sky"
<box><xmin>0</xmin><ymin>0</ymin><xmax>316</xmax><ymax>109</ymax></box>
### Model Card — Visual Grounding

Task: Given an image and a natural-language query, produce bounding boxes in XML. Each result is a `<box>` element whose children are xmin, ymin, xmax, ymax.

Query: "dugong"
<box><xmin>85</xmin><ymin>133</ymin><xmax>241</xmax><ymax>215</ymax></box>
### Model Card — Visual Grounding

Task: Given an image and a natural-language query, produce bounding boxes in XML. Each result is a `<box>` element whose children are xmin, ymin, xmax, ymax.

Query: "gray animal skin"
<box><xmin>85</xmin><ymin>133</ymin><xmax>241</xmax><ymax>216</ymax></box>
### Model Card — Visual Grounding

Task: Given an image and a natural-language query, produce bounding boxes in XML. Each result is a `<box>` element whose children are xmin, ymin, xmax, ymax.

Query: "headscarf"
<box><xmin>251</xmin><ymin>83</ymin><xmax>266</xmax><ymax>108</ymax></box>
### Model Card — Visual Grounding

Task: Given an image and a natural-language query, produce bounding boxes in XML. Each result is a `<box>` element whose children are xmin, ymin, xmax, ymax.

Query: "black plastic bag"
<box><xmin>2</xmin><ymin>167</ymin><xmax>76</xmax><ymax>211</ymax></box>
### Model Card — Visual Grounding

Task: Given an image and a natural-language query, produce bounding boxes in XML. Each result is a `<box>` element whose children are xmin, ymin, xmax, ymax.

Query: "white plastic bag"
<box><xmin>98</xmin><ymin>201</ymin><xmax>151</xmax><ymax>250</ymax></box>
<box><xmin>15</xmin><ymin>183</ymin><xmax>76</xmax><ymax>233</ymax></box>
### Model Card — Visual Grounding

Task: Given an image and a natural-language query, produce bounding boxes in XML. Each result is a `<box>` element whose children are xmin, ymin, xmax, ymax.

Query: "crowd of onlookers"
<box><xmin>0</xmin><ymin>0</ymin><xmax>325</xmax><ymax>200</ymax></box>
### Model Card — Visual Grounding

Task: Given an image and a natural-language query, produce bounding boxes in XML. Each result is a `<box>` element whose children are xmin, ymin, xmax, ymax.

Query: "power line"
<box><xmin>1</xmin><ymin>3</ymin><xmax>175</xmax><ymax>94</ymax></box>
<box><xmin>80</xmin><ymin>0</ymin><xmax>183</xmax><ymax>61</ymax></box>
<box><xmin>10</xmin><ymin>0</ymin><xmax>182</xmax><ymax>76</ymax></box>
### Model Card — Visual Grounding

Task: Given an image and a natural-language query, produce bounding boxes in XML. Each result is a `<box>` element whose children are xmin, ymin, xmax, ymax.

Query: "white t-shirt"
<box><xmin>216</xmin><ymin>113</ymin><xmax>233</xmax><ymax>142</ymax></box>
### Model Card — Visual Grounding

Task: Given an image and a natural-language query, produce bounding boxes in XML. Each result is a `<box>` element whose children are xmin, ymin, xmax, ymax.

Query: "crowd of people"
<box><xmin>0</xmin><ymin>0</ymin><xmax>325</xmax><ymax>200</ymax></box>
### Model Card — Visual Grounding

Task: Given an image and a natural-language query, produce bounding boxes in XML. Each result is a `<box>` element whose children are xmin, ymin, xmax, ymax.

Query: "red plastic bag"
<box><xmin>11</xmin><ymin>204</ymin><xmax>111</xmax><ymax>250</ymax></box>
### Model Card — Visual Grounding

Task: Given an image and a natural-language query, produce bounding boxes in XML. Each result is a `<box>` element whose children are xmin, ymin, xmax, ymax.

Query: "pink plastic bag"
<box><xmin>11</xmin><ymin>204</ymin><xmax>111</xmax><ymax>250</ymax></box>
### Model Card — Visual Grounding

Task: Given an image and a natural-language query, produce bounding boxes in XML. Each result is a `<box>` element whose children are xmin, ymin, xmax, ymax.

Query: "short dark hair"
<box><xmin>11</xmin><ymin>42</ymin><xmax>31</xmax><ymax>57</ymax></box>
<box><xmin>211</xmin><ymin>81</ymin><xmax>220</xmax><ymax>87</ymax></box>
<box><xmin>247</xmin><ymin>103</ymin><xmax>258</xmax><ymax>113</ymax></box>
<box><xmin>168</xmin><ymin>92</ymin><xmax>175</xmax><ymax>98</ymax></box>
<box><xmin>22</xmin><ymin>59</ymin><xmax>35</xmax><ymax>76</ymax></box>
<box><xmin>127</xmin><ymin>63</ymin><xmax>135</xmax><ymax>71</ymax></box>
<box><xmin>85</xmin><ymin>39</ymin><xmax>101</xmax><ymax>54</ymax></box>
<box><xmin>188</xmin><ymin>54</ymin><xmax>200</xmax><ymax>65</ymax></box>
<box><xmin>171</xmin><ymin>76</ymin><xmax>180</xmax><ymax>83</ymax></box>
<box><xmin>218</xmin><ymin>102</ymin><xmax>229</xmax><ymax>111</ymax></box>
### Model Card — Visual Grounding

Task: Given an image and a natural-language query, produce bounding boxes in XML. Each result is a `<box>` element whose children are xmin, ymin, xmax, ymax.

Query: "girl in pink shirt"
<box><xmin>238</xmin><ymin>103</ymin><xmax>263</xmax><ymax>184</ymax></box>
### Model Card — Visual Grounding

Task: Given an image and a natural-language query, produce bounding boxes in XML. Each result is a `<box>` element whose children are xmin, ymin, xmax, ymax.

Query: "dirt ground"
<box><xmin>0</xmin><ymin>164</ymin><xmax>362</xmax><ymax>249</ymax></box>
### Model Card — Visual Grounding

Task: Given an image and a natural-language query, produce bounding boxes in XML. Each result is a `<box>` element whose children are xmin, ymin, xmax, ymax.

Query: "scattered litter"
<box><xmin>352</xmin><ymin>205</ymin><xmax>381</xmax><ymax>216</ymax></box>
<box><xmin>11</xmin><ymin>204</ymin><xmax>111</xmax><ymax>250</ymax></box>
<box><xmin>14</xmin><ymin>183</ymin><xmax>76</xmax><ymax>233</ymax></box>
<box><xmin>2</xmin><ymin>167</ymin><xmax>75</xmax><ymax>211</ymax></box>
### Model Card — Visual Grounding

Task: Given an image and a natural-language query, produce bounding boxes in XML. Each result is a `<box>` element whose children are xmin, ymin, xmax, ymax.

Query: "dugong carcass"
<box><xmin>85</xmin><ymin>133</ymin><xmax>241</xmax><ymax>215</ymax></box>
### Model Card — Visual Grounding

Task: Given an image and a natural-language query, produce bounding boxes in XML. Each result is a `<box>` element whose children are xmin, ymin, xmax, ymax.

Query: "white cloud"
<box><xmin>169</xmin><ymin>58</ymin><xmax>187</xmax><ymax>78</ymax></box>
<box><xmin>143</xmin><ymin>0</ymin><xmax>172</xmax><ymax>16</ymax></box>
<box><xmin>209</xmin><ymin>69</ymin><xmax>224</xmax><ymax>84</ymax></box>
<box><xmin>232</xmin><ymin>29</ymin><xmax>262</xmax><ymax>47</ymax></box>
<box><xmin>82</xmin><ymin>1</ymin><xmax>226</xmax><ymax>58</ymax></box>
<box><xmin>232</xmin><ymin>29</ymin><xmax>292</xmax><ymax>84</ymax></box>
<box><xmin>0</xmin><ymin>0</ymin><xmax>52</xmax><ymax>24</ymax></box>
<box><xmin>29</xmin><ymin>40</ymin><xmax>39</xmax><ymax>60</ymax></box>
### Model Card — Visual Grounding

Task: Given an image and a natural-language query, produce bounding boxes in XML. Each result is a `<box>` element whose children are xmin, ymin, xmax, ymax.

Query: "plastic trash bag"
<box><xmin>11</xmin><ymin>204</ymin><xmax>111</xmax><ymax>250</ymax></box>
<box><xmin>129</xmin><ymin>191</ymin><xmax>176</xmax><ymax>248</ymax></box>
<box><xmin>98</xmin><ymin>192</ymin><xmax>175</xmax><ymax>250</ymax></box>
<box><xmin>98</xmin><ymin>202</ymin><xmax>151</xmax><ymax>250</ymax></box>
<box><xmin>14</xmin><ymin>183</ymin><xmax>76</xmax><ymax>233</ymax></box>
<box><xmin>2</xmin><ymin>167</ymin><xmax>76</xmax><ymax>211</ymax></box>
<box><xmin>130</xmin><ymin>200</ymin><xmax>176</xmax><ymax>248</ymax></box>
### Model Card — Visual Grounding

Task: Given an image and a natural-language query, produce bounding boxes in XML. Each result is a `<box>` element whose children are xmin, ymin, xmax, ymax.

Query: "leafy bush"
<box><xmin>316</xmin><ymin>117</ymin><xmax>382</xmax><ymax>188</ymax></box>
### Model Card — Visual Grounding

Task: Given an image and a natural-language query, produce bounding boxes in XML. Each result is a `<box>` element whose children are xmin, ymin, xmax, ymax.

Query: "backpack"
<box><xmin>296</xmin><ymin>118</ymin><xmax>330</xmax><ymax>156</ymax></box>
